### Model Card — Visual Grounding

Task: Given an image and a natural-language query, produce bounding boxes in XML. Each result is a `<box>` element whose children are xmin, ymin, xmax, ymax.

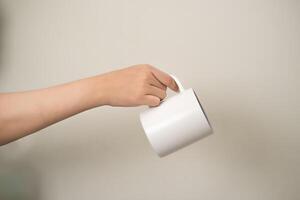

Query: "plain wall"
<box><xmin>0</xmin><ymin>0</ymin><xmax>299</xmax><ymax>199</ymax></box>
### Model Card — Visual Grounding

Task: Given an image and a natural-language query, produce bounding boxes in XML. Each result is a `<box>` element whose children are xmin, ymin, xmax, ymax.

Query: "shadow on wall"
<box><xmin>0</xmin><ymin>158</ymin><xmax>41</xmax><ymax>200</ymax></box>
<box><xmin>0</xmin><ymin>5</ymin><xmax>40</xmax><ymax>199</ymax></box>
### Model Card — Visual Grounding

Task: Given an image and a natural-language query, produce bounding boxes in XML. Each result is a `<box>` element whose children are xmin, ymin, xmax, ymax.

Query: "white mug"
<box><xmin>139</xmin><ymin>75</ymin><xmax>213</xmax><ymax>157</ymax></box>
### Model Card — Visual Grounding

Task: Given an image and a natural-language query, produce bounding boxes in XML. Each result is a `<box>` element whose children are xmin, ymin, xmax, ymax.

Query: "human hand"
<box><xmin>94</xmin><ymin>64</ymin><xmax>179</xmax><ymax>107</ymax></box>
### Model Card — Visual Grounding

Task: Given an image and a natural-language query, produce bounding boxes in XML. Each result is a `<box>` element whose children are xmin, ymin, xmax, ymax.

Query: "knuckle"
<box><xmin>140</xmin><ymin>72</ymin><xmax>151</xmax><ymax>82</ymax></box>
<box><xmin>166</xmin><ymin>76</ymin><xmax>173</xmax><ymax>85</ymax></box>
<box><xmin>139</xmin><ymin>80</ymin><xmax>148</xmax><ymax>90</ymax></box>
<box><xmin>141</xmin><ymin>64</ymin><xmax>152</xmax><ymax>71</ymax></box>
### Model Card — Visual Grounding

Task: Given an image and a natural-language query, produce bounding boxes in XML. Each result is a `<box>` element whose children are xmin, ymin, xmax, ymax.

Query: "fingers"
<box><xmin>141</xmin><ymin>86</ymin><xmax>166</xmax><ymax>107</ymax></box>
<box><xmin>145</xmin><ymin>85</ymin><xmax>167</xmax><ymax>100</ymax></box>
<box><xmin>132</xmin><ymin>64</ymin><xmax>179</xmax><ymax>107</ymax></box>
<box><xmin>149</xmin><ymin>74</ymin><xmax>167</xmax><ymax>90</ymax></box>
<box><xmin>150</xmin><ymin>67</ymin><xmax>179</xmax><ymax>92</ymax></box>
<box><xmin>142</xmin><ymin>95</ymin><xmax>161</xmax><ymax>107</ymax></box>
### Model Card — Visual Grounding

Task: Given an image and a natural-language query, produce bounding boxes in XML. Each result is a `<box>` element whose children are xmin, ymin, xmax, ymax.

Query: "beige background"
<box><xmin>0</xmin><ymin>0</ymin><xmax>299</xmax><ymax>199</ymax></box>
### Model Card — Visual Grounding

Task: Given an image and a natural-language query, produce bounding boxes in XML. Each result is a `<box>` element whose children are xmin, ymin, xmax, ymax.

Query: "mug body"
<box><xmin>140</xmin><ymin>88</ymin><xmax>212</xmax><ymax>157</ymax></box>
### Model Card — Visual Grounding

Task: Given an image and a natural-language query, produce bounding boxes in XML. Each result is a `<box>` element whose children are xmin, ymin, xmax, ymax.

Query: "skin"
<box><xmin>0</xmin><ymin>64</ymin><xmax>179</xmax><ymax>146</ymax></box>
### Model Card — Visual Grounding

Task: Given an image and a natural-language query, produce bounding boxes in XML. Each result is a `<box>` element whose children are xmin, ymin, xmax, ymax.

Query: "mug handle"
<box><xmin>170</xmin><ymin>74</ymin><xmax>185</xmax><ymax>92</ymax></box>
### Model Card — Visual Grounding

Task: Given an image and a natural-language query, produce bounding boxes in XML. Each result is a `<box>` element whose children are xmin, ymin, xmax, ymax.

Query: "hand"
<box><xmin>95</xmin><ymin>64</ymin><xmax>179</xmax><ymax>107</ymax></box>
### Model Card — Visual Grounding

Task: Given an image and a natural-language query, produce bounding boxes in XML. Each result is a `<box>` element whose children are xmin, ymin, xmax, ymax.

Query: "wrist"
<box><xmin>86</xmin><ymin>74</ymin><xmax>110</xmax><ymax>107</ymax></box>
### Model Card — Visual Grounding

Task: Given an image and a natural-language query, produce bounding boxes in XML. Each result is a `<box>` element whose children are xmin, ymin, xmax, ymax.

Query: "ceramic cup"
<box><xmin>139</xmin><ymin>75</ymin><xmax>213</xmax><ymax>157</ymax></box>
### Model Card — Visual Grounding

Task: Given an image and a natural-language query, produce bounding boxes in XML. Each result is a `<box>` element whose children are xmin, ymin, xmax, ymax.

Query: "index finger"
<box><xmin>150</xmin><ymin>67</ymin><xmax>179</xmax><ymax>92</ymax></box>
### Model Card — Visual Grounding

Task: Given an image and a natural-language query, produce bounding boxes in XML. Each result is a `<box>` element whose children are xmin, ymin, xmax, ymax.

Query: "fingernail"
<box><xmin>173</xmin><ymin>80</ymin><xmax>179</xmax><ymax>92</ymax></box>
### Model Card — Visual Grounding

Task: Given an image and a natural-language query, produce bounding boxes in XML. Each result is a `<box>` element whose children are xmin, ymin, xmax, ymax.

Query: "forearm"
<box><xmin>0</xmin><ymin>64</ymin><xmax>177</xmax><ymax>146</ymax></box>
<box><xmin>0</xmin><ymin>75</ymin><xmax>105</xmax><ymax>145</ymax></box>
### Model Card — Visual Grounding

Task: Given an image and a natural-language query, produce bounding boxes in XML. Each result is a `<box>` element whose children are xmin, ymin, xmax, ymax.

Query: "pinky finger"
<box><xmin>142</xmin><ymin>95</ymin><xmax>161</xmax><ymax>107</ymax></box>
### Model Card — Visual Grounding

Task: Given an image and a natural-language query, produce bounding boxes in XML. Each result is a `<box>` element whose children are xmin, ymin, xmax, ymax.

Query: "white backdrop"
<box><xmin>0</xmin><ymin>0</ymin><xmax>299</xmax><ymax>199</ymax></box>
